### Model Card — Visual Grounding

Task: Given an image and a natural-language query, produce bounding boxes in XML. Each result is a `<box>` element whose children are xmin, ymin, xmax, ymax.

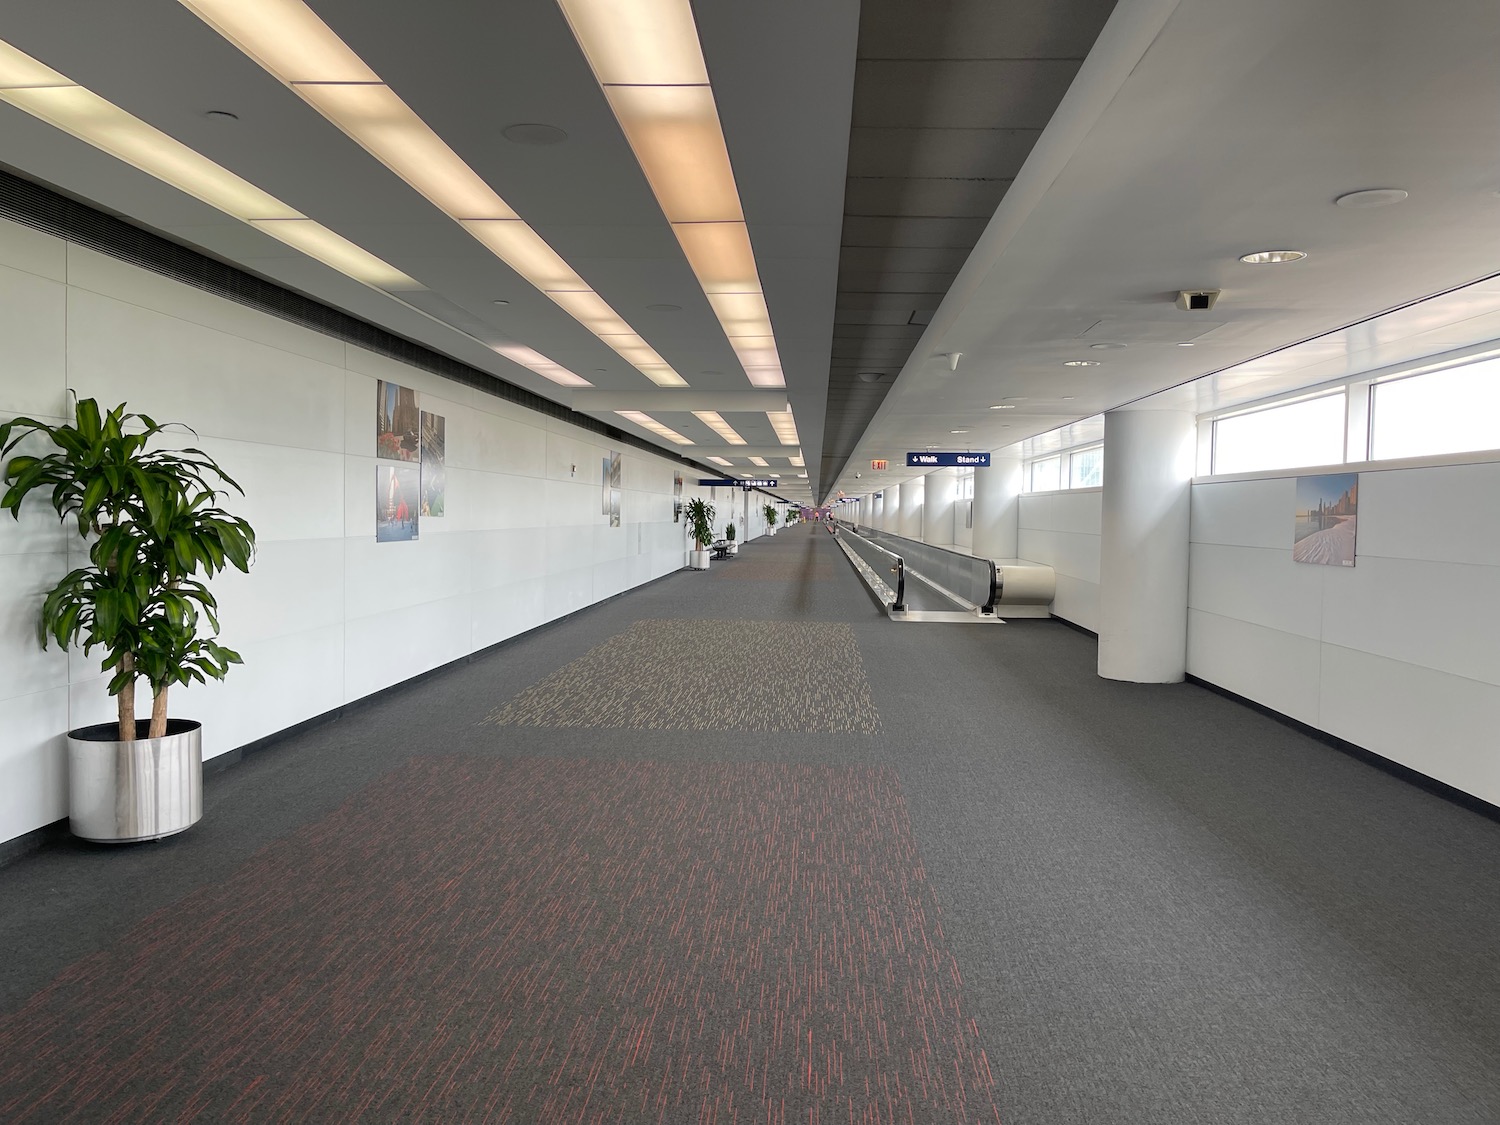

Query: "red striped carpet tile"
<box><xmin>0</xmin><ymin>757</ymin><xmax>1001</xmax><ymax>1124</ymax></box>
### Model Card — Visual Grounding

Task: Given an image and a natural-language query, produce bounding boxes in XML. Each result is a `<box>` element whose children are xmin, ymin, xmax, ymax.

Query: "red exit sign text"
<box><xmin>870</xmin><ymin>459</ymin><xmax>888</xmax><ymax>471</ymax></box>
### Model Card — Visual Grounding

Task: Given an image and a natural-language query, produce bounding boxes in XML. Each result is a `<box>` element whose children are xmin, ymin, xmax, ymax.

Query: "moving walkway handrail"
<box><xmin>856</xmin><ymin>525</ymin><xmax>998</xmax><ymax>615</ymax></box>
<box><xmin>845</xmin><ymin>530</ymin><xmax>906</xmax><ymax>612</ymax></box>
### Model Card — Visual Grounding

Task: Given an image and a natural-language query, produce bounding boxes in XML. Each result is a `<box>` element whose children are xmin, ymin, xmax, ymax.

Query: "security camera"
<box><xmin>854</xmin><ymin>471</ymin><xmax>862</xmax><ymax>478</ymax></box>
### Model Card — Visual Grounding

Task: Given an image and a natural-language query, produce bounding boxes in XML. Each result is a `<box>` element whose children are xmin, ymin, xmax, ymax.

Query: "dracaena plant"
<box><xmin>0</xmin><ymin>398</ymin><xmax>256</xmax><ymax>741</ymax></box>
<box><xmin>763</xmin><ymin>503</ymin><xmax>777</xmax><ymax>527</ymax></box>
<box><xmin>685</xmin><ymin>496</ymin><xmax>715</xmax><ymax>551</ymax></box>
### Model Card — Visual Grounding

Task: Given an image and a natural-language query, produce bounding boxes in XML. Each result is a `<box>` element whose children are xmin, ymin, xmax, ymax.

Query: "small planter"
<box><xmin>690</xmin><ymin>549</ymin><xmax>711</xmax><ymax>570</ymax></box>
<box><xmin>68</xmin><ymin>720</ymin><xmax>203</xmax><ymax>843</ymax></box>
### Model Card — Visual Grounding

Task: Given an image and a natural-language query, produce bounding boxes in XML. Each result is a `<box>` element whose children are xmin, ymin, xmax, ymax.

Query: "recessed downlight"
<box><xmin>1176</xmin><ymin>341</ymin><xmax>1195</xmax><ymax>347</ymax></box>
<box><xmin>950</xmin><ymin>429</ymin><xmax>968</xmax><ymax>434</ymax></box>
<box><xmin>204</xmin><ymin>109</ymin><xmax>239</xmax><ymax>122</ymax></box>
<box><xmin>1334</xmin><ymin>188</ymin><xmax>1407</xmax><ymax>209</ymax></box>
<box><xmin>491</xmin><ymin>299</ymin><xmax>510</xmax><ymax>306</ymax></box>
<box><xmin>1089</xmin><ymin>342</ymin><xmax>1125</xmax><ymax>350</ymax></box>
<box><xmin>989</xmin><ymin>404</ymin><xmax>1016</xmax><ymax>410</ymax></box>
<box><xmin>1238</xmin><ymin>249</ymin><xmax>1307</xmax><ymax>264</ymax></box>
<box><xmin>646</xmin><ymin>303</ymin><xmax>682</xmax><ymax>312</ymax></box>
<box><xmin>1063</xmin><ymin>360</ymin><xmax>1100</xmax><ymax>367</ymax></box>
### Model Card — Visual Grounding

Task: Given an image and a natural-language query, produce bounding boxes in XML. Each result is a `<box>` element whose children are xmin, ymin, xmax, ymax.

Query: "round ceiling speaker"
<box><xmin>502</xmin><ymin>123</ymin><xmax>569</xmax><ymax>145</ymax></box>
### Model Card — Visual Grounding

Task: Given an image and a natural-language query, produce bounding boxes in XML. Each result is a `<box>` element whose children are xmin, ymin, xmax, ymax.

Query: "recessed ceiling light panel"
<box><xmin>1063</xmin><ymin>360</ymin><xmax>1100</xmax><ymax>367</ymax></box>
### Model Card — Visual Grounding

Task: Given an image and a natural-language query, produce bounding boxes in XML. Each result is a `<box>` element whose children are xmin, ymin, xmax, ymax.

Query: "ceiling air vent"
<box><xmin>1177</xmin><ymin>289</ymin><xmax>1222</xmax><ymax>311</ymax></box>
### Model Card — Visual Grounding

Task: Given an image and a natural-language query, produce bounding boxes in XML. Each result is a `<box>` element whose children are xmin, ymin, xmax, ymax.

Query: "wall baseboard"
<box><xmin>0</xmin><ymin>563</ymin><xmax>692</xmax><ymax>868</ymax></box>
<box><xmin>1185</xmin><ymin>674</ymin><xmax>1500</xmax><ymax>826</ymax></box>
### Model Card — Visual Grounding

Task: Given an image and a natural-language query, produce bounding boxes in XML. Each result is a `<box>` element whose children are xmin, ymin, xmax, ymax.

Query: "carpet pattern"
<box><xmin>487</xmin><ymin>620</ymin><xmax>881</xmax><ymax>734</ymax></box>
<box><xmin>709</xmin><ymin>558</ymin><xmax>839</xmax><ymax>582</ymax></box>
<box><xmin>0</xmin><ymin>757</ymin><xmax>999</xmax><ymax>1124</ymax></box>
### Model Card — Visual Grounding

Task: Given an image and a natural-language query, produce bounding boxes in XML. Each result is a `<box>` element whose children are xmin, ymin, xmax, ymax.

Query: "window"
<box><xmin>1212</xmin><ymin>392</ymin><xmax>1345</xmax><ymax>474</ymax></box>
<box><xmin>1371</xmin><ymin>357</ymin><xmax>1500</xmax><ymax>460</ymax></box>
<box><xmin>956</xmin><ymin>467</ymin><xmax>975</xmax><ymax>500</ymax></box>
<box><xmin>1028</xmin><ymin>456</ymin><xmax>1061</xmax><ymax>492</ymax></box>
<box><xmin>1069</xmin><ymin>446</ymin><xmax>1103</xmax><ymax>488</ymax></box>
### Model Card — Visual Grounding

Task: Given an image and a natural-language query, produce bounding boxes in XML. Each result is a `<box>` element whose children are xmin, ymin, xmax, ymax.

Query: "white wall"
<box><xmin>0</xmin><ymin>217</ymin><xmax>707</xmax><ymax>846</ymax></box>
<box><xmin>1017</xmin><ymin>489</ymin><xmax>1102</xmax><ymax>630</ymax></box>
<box><xmin>1187</xmin><ymin>464</ymin><xmax>1500</xmax><ymax>806</ymax></box>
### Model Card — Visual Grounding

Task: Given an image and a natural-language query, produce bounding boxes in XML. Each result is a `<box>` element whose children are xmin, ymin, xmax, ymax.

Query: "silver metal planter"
<box><xmin>68</xmin><ymin>720</ymin><xmax>203</xmax><ymax>843</ymax></box>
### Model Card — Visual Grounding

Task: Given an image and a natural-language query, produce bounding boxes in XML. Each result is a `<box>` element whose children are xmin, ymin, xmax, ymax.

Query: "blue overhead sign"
<box><xmin>905</xmin><ymin>451</ymin><xmax>991</xmax><ymax>467</ymax></box>
<box><xmin>698</xmin><ymin>478</ymin><xmax>779</xmax><ymax>489</ymax></box>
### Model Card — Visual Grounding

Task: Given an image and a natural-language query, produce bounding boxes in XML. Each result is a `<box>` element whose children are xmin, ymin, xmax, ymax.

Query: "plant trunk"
<box><xmin>149</xmin><ymin>685</ymin><xmax>170</xmax><ymax>739</ymax></box>
<box><xmin>116</xmin><ymin>654</ymin><xmax>136</xmax><ymax>742</ymax></box>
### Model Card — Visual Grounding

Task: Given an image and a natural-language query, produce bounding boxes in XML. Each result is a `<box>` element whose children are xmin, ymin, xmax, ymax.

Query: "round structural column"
<box><xmin>923</xmin><ymin>468</ymin><xmax>957</xmax><ymax>545</ymax></box>
<box><xmin>871</xmin><ymin>492</ymin><xmax>884</xmax><ymax>530</ymax></box>
<box><xmin>1097</xmin><ymin>407</ymin><xmax>1195</xmax><ymax>683</ymax></box>
<box><xmin>972</xmin><ymin>449</ymin><xmax>1022</xmax><ymax>559</ymax></box>
<box><xmin>899</xmin><ymin>475</ymin><xmax>924</xmax><ymax>539</ymax></box>
<box><xmin>883</xmin><ymin>484</ymin><xmax>900</xmax><ymax>532</ymax></box>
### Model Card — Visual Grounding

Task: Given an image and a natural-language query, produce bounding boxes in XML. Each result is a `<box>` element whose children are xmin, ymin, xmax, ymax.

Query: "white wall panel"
<box><xmin>1186</xmin><ymin>609</ymin><xmax>1322</xmax><ymax>726</ymax></box>
<box><xmin>0</xmin><ymin>552</ymin><xmax>71</xmax><ymax>702</ymax></box>
<box><xmin>1187</xmin><ymin>542</ymin><xmax>1323</xmax><ymax>640</ymax></box>
<box><xmin>0</xmin><ymin>265</ymin><xmax>66</xmax><ymax>418</ymax></box>
<box><xmin>1050</xmin><ymin>574</ymin><xmax>1100</xmax><ymax>632</ymax></box>
<box><xmin>0</xmin><ymin>688</ymin><xmax>68</xmax><ymax>841</ymax></box>
<box><xmin>0</xmin><ymin>239</ymin><xmax>701</xmax><ymax>846</ymax></box>
<box><xmin>66</xmin><ymin>245</ymin><xmax>345</xmax><ymax>368</ymax></box>
<box><xmin>1320</xmin><ymin>555</ymin><xmax>1500</xmax><ymax>686</ymax></box>
<box><xmin>1319</xmin><ymin>645</ymin><xmax>1500</xmax><ymax>808</ymax></box>
<box><xmin>1190</xmin><ymin>478</ymin><xmax>1291</xmax><ymax>549</ymax></box>
<box><xmin>1357</xmin><ymin>462</ymin><xmax>1500</xmax><ymax>566</ymax></box>
<box><xmin>182</xmin><ymin>624</ymin><xmax>348</xmax><ymax>760</ymax></box>
<box><xmin>196</xmin><ymin>538</ymin><xmax>345</xmax><ymax>649</ymax></box>
<box><xmin>0</xmin><ymin>216</ymin><xmax>66</xmax><ymax>281</ymax></box>
<box><xmin>66</xmin><ymin>288</ymin><xmax>347</xmax><ymax>454</ymax></box>
<box><xmin>1188</xmin><ymin>467</ymin><xmax>1500</xmax><ymax>804</ymax></box>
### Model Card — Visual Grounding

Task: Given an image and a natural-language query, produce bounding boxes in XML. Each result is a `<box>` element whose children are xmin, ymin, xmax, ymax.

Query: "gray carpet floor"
<box><xmin>3</xmin><ymin>523</ymin><xmax>1499</xmax><ymax>1123</ymax></box>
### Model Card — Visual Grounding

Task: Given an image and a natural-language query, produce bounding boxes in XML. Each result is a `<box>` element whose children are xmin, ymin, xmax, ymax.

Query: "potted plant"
<box><xmin>724</xmin><ymin>521</ymin><xmax>738</xmax><ymax>556</ymax></box>
<box><xmin>763</xmin><ymin>502</ymin><xmax>778</xmax><ymax>536</ymax></box>
<box><xmin>0</xmin><ymin>399</ymin><xmax>256</xmax><ymax>842</ymax></box>
<box><xmin>685</xmin><ymin>496</ymin><xmax>715</xmax><ymax>570</ymax></box>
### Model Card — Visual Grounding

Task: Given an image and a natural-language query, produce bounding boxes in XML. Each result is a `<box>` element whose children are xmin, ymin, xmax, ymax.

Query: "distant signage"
<box><xmin>698</xmin><ymin>478</ymin><xmax>779</xmax><ymax>489</ymax></box>
<box><xmin>905</xmin><ymin>451</ymin><xmax>991</xmax><ymax>468</ymax></box>
<box><xmin>870</xmin><ymin>459</ymin><xmax>888</xmax><ymax>471</ymax></box>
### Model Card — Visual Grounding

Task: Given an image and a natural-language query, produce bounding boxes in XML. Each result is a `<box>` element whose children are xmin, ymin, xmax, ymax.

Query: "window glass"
<box><xmin>1371</xmin><ymin>358</ymin><xmax>1500</xmax><ymax>460</ymax></box>
<box><xmin>957</xmin><ymin>467</ymin><xmax>975</xmax><ymax>500</ymax></box>
<box><xmin>1069</xmin><ymin>446</ymin><xmax>1103</xmax><ymax>488</ymax></box>
<box><xmin>1213</xmin><ymin>392</ymin><xmax>1345</xmax><ymax>474</ymax></box>
<box><xmin>1028</xmin><ymin>456</ymin><xmax>1061</xmax><ymax>492</ymax></box>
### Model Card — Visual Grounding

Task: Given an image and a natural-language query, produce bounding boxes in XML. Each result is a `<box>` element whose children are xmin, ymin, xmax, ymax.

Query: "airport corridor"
<box><xmin>2</xmin><ymin>524</ymin><xmax>1498</xmax><ymax>1124</ymax></box>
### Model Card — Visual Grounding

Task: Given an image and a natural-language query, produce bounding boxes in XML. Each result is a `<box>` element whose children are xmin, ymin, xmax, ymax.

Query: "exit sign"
<box><xmin>871</xmin><ymin>459</ymin><xmax>888</xmax><ymax>471</ymax></box>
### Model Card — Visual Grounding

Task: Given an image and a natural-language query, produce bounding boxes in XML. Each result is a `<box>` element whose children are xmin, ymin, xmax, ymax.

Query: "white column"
<box><xmin>871</xmin><ymin>492</ymin><xmax>884</xmax><ymax>530</ymax></box>
<box><xmin>972</xmin><ymin>449</ymin><xmax>1022</xmax><ymax>559</ymax></box>
<box><xmin>1097</xmin><ymin>407</ymin><xmax>1195</xmax><ymax>683</ymax></box>
<box><xmin>883</xmin><ymin>483</ymin><xmax>900</xmax><ymax>532</ymax></box>
<box><xmin>923</xmin><ymin>468</ymin><xmax>957</xmax><ymax>545</ymax></box>
<box><xmin>899</xmin><ymin>476</ymin><xmax>924</xmax><ymax>539</ymax></box>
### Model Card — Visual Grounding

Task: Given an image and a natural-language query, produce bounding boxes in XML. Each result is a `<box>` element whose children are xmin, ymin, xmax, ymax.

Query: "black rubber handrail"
<box><xmin>981</xmin><ymin>560</ymin><xmax>999</xmax><ymax>616</ymax></box>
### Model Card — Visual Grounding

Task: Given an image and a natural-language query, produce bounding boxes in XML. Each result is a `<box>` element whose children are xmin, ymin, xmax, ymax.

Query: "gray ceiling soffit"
<box><xmin>819</xmin><ymin>0</ymin><xmax>1119</xmax><ymax>488</ymax></box>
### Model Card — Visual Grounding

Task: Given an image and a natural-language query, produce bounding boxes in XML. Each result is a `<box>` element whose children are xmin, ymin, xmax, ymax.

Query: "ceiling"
<box><xmin>0</xmin><ymin>0</ymin><xmax>1496</xmax><ymax>509</ymax></box>
<box><xmin>822</xmin><ymin>0</ymin><xmax>1118</xmax><ymax>490</ymax></box>
<box><xmin>831</xmin><ymin>0</ymin><xmax>1500</xmax><ymax>499</ymax></box>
